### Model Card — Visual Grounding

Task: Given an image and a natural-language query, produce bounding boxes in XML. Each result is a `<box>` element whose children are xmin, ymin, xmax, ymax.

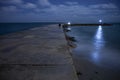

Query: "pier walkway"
<box><xmin>0</xmin><ymin>25</ymin><xmax>78</xmax><ymax>80</ymax></box>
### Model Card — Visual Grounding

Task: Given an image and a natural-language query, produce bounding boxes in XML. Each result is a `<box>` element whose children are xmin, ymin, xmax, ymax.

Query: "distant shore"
<box><xmin>63</xmin><ymin>23</ymin><xmax>113</xmax><ymax>26</ymax></box>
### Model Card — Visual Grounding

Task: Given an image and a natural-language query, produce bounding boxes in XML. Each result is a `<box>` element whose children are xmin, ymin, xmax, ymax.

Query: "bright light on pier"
<box><xmin>68</xmin><ymin>22</ymin><xmax>71</xmax><ymax>25</ymax></box>
<box><xmin>99</xmin><ymin>20</ymin><xmax>102</xmax><ymax>23</ymax></box>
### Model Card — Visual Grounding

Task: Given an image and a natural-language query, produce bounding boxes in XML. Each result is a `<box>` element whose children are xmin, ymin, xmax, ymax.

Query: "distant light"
<box><xmin>68</xmin><ymin>22</ymin><xmax>71</xmax><ymax>25</ymax></box>
<box><xmin>99</xmin><ymin>20</ymin><xmax>102</xmax><ymax>23</ymax></box>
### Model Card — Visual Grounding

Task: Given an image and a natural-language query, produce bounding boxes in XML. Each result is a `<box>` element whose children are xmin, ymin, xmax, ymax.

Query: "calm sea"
<box><xmin>68</xmin><ymin>23</ymin><xmax>120</xmax><ymax>80</ymax></box>
<box><xmin>0</xmin><ymin>22</ymin><xmax>58</xmax><ymax>35</ymax></box>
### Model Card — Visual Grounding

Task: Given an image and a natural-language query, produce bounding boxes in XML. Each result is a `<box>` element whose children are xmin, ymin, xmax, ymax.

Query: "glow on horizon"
<box><xmin>68</xmin><ymin>22</ymin><xmax>71</xmax><ymax>25</ymax></box>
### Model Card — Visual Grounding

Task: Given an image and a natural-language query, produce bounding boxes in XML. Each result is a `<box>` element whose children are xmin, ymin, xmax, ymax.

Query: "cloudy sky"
<box><xmin>0</xmin><ymin>0</ymin><xmax>120</xmax><ymax>23</ymax></box>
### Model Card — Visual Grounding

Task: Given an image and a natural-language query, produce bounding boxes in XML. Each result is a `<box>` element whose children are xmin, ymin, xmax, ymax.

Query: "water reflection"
<box><xmin>95</xmin><ymin>25</ymin><xmax>102</xmax><ymax>40</ymax></box>
<box><xmin>92</xmin><ymin>25</ymin><xmax>104</xmax><ymax>62</ymax></box>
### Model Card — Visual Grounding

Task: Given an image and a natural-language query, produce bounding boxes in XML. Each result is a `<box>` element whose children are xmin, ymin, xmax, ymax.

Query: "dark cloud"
<box><xmin>0</xmin><ymin>0</ymin><xmax>23</xmax><ymax>4</ymax></box>
<box><xmin>0</xmin><ymin>0</ymin><xmax>120</xmax><ymax>22</ymax></box>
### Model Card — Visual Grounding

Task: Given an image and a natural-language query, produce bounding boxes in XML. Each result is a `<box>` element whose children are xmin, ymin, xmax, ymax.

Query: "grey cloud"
<box><xmin>0</xmin><ymin>0</ymin><xmax>23</xmax><ymax>4</ymax></box>
<box><xmin>41</xmin><ymin>3</ymin><xmax>119</xmax><ymax>15</ymax></box>
<box><xmin>38</xmin><ymin>0</ymin><xmax>52</xmax><ymax>7</ymax></box>
<box><xmin>23</xmin><ymin>3</ymin><xmax>37</xmax><ymax>9</ymax></box>
<box><xmin>0</xmin><ymin>6</ymin><xmax>18</xmax><ymax>12</ymax></box>
<box><xmin>65</xmin><ymin>2</ymin><xmax>79</xmax><ymax>5</ymax></box>
<box><xmin>89</xmin><ymin>3</ymin><xmax>118</xmax><ymax>9</ymax></box>
<box><xmin>0</xmin><ymin>0</ymin><xmax>120</xmax><ymax>22</ymax></box>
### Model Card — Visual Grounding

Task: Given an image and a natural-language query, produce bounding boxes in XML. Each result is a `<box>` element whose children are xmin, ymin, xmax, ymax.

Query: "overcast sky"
<box><xmin>0</xmin><ymin>0</ymin><xmax>120</xmax><ymax>23</ymax></box>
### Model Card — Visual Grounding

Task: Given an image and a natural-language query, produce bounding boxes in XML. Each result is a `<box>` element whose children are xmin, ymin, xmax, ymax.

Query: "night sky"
<box><xmin>0</xmin><ymin>0</ymin><xmax>120</xmax><ymax>23</ymax></box>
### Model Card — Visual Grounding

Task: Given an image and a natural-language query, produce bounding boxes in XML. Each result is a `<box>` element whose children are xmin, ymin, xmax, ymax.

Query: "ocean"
<box><xmin>0</xmin><ymin>22</ymin><xmax>58</xmax><ymax>35</ymax></box>
<box><xmin>68</xmin><ymin>23</ymin><xmax>120</xmax><ymax>80</ymax></box>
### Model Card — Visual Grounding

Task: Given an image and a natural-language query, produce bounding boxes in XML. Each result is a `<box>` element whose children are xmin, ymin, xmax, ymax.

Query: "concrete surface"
<box><xmin>0</xmin><ymin>25</ymin><xmax>78</xmax><ymax>80</ymax></box>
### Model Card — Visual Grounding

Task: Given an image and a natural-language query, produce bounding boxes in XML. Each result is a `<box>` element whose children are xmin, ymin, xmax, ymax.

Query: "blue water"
<box><xmin>69</xmin><ymin>24</ymin><xmax>120</xmax><ymax>80</ymax></box>
<box><xmin>0</xmin><ymin>22</ymin><xmax>58</xmax><ymax>35</ymax></box>
<box><xmin>70</xmin><ymin>24</ymin><xmax>120</xmax><ymax>50</ymax></box>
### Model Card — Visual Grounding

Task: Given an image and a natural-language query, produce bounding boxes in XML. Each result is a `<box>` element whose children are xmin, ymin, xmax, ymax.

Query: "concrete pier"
<box><xmin>0</xmin><ymin>25</ymin><xmax>78</xmax><ymax>80</ymax></box>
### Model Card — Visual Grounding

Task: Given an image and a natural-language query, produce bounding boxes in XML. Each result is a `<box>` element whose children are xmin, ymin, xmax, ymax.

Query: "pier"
<box><xmin>0</xmin><ymin>25</ymin><xmax>78</xmax><ymax>80</ymax></box>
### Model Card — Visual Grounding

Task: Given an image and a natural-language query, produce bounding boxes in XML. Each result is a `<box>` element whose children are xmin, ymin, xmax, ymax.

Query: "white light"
<box><xmin>99</xmin><ymin>19</ymin><xmax>102</xmax><ymax>23</ymax></box>
<box><xmin>68</xmin><ymin>22</ymin><xmax>71</xmax><ymax>25</ymax></box>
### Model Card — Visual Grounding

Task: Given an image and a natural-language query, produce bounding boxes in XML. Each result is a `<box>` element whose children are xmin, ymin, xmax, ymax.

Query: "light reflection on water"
<box><xmin>92</xmin><ymin>25</ymin><xmax>104</xmax><ymax>62</ymax></box>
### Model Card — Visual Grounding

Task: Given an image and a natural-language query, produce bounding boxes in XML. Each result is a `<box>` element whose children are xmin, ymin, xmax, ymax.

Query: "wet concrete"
<box><xmin>0</xmin><ymin>25</ymin><xmax>78</xmax><ymax>80</ymax></box>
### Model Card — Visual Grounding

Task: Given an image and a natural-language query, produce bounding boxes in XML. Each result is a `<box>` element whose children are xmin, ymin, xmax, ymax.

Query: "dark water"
<box><xmin>68</xmin><ymin>24</ymin><xmax>120</xmax><ymax>80</ymax></box>
<box><xmin>0</xmin><ymin>22</ymin><xmax>58</xmax><ymax>35</ymax></box>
